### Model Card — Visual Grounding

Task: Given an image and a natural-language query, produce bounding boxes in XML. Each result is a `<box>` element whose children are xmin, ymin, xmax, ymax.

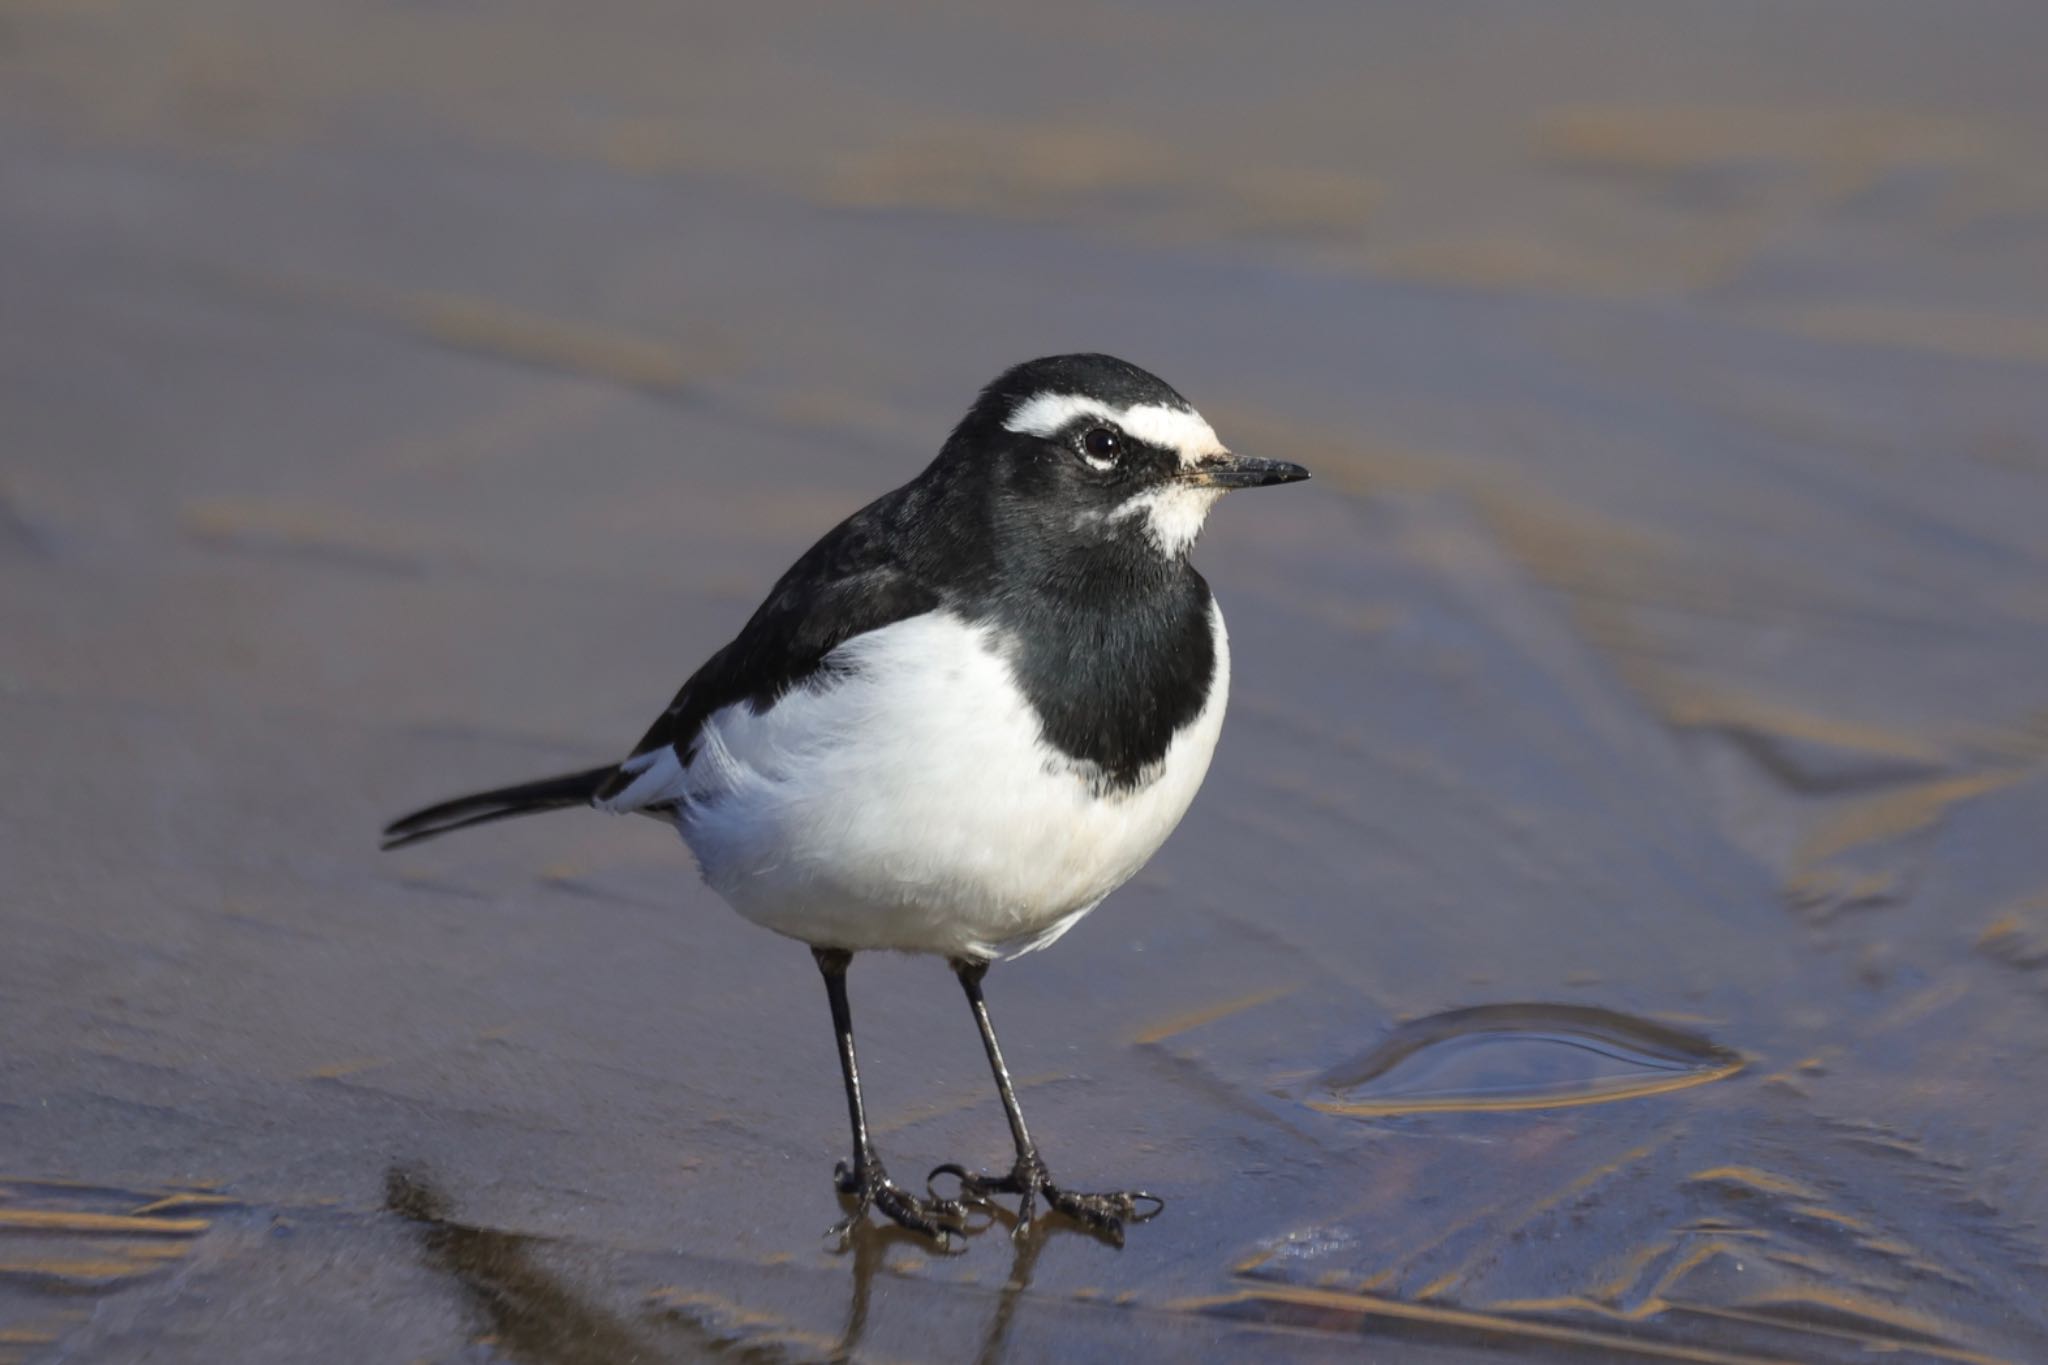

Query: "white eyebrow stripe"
<box><xmin>1002</xmin><ymin>392</ymin><xmax>1118</xmax><ymax>438</ymax></box>
<box><xmin>1002</xmin><ymin>391</ymin><xmax>1225</xmax><ymax>466</ymax></box>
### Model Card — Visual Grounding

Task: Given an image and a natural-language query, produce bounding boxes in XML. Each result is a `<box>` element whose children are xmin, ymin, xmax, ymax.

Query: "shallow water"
<box><xmin>5</xmin><ymin>3</ymin><xmax>2048</xmax><ymax>1361</ymax></box>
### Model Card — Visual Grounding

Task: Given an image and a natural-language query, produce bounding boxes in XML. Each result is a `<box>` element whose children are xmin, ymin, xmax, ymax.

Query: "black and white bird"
<box><xmin>383</xmin><ymin>354</ymin><xmax>1309</xmax><ymax>1245</ymax></box>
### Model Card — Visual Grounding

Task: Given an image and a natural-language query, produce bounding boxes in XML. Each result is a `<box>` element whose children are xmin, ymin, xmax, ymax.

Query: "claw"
<box><xmin>925</xmin><ymin>1157</ymin><xmax>1161</xmax><ymax>1245</ymax></box>
<box><xmin>831</xmin><ymin>1157</ymin><xmax>968</xmax><ymax>1246</ymax></box>
<box><xmin>927</xmin><ymin>1162</ymin><xmax>997</xmax><ymax>1207</ymax></box>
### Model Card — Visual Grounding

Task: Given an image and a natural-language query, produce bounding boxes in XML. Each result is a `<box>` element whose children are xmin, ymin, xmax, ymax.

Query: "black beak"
<box><xmin>1184</xmin><ymin>453</ymin><xmax>1312</xmax><ymax>489</ymax></box>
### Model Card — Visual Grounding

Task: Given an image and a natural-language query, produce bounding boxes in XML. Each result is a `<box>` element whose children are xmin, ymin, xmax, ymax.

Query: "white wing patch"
<box><xmin>1003</xmin><ymin>391</ymin><xmax>1225</xmax><ymax>467</ymax></box>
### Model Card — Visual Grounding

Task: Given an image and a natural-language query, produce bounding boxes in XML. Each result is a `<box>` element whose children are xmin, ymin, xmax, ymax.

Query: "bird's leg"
<box><xmin>813</xmin><ymin>947</ymin><xmax>966</xmax><ymax>1245</ymax></box>
<box><xmin>927</xmin><ymin>957</ymin><xmax>1163</xmax><ymax>1247</ymax></box>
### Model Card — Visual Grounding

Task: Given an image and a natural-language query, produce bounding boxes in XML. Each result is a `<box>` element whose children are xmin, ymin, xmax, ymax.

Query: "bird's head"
<box><xmin>934</xmin><ymin>354</ymin><xmax>1309</xmax><ymax>564</ymax></box>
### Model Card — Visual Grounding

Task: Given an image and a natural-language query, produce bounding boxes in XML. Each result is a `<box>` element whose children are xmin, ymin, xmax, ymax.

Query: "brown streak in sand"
<box><xmin>1171</xmin><ymin>1284</ymin><xmax>1806</xmax><ymax>1365</ymax></box>
<box><xmin>0</xmin><ymin>1210</ymin><xmax>209</xmax><ymax>1236</ymax></box>
<box><xmin>1795</xmin><ymin>772</ymin><xmax>2022</xmax><ymax>867</ymax></box>
<box><xmin>1132</xmin><ymin>985</ymin><xmax>1299</xmax><ymax>1046</ymax></box>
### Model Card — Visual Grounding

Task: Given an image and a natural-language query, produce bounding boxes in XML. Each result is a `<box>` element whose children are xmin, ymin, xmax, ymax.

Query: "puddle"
<box><xmin>1307</xmin><ymin>1004</ymin><xmax>1744</xmax><ymax>1116</ymax></box>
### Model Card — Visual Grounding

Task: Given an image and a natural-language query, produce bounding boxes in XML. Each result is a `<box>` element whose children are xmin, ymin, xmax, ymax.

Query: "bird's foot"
<box><xmin>831</xmin><ymin>1156</ymin><xmax>968</xmax><ymax>1247</ymax></box>
<box><xmin>928</xmin><ymin>1155</ymin><xmax>1162</xmax><ymax>1248</ymax></box>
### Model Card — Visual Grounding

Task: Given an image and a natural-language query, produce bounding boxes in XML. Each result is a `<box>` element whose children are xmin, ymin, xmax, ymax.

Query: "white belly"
<box><xmin>655</xmin><ymin>606</ymin><xmax>1229</xmax><ymax>958</ymax></box>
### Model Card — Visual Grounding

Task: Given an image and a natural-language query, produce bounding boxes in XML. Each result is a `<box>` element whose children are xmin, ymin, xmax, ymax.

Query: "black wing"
<box><xmin>593</xmin><ymin>495</ymin><xmax>941</xmax><ymax>805</ymax></box>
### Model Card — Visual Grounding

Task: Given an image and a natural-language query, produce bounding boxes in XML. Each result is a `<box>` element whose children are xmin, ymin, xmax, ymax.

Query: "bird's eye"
<box><xmin>1081</xmin><ymin>427</ymin><xmax>1123</xmax><ymax>461</ymax></box>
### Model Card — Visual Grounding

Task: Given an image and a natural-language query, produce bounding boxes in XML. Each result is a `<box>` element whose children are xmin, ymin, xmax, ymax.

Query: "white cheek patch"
<box><xmin>1004</xmin><ymin>391</ymin><xmax>1225</xmax><ymax>467</ymax></box>
<box><xmin>1110</xmin><ymin>483</ymin><xmax>1223</xmax><ymax>556</ymax></box>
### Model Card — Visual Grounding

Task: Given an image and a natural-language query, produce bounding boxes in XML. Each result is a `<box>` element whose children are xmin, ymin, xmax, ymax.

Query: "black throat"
<box><xmin>969</xmin><ymin>551</ymin><xmax>1217</xmax><ymax>796</ymax></box>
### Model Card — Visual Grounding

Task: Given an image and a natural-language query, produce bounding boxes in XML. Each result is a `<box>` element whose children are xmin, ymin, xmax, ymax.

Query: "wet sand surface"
<box><xmin>6</xmin><ymin>3</ymin><xmax>2048</xmax><ymax>1360</ymax></box>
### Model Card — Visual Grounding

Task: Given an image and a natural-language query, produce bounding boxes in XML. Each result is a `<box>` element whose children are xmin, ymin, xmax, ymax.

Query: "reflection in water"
<box><xmin>831</xmin><ymin>1203</ymin><xmax>1045</xmax><ymax>1364</ymax></box>
<box><xmin>972</xmin><ymin>1227</ymin><xmax>1044</xmax><ymax>1365</ymax></box>
<box><xmin>384</xmin><ymin>1168</ymin><xmax>666</xmax><ymax>1365</ymax></box>
<box><xmin>831</xmin><ymin>1222</ymin><xmax>890</xmax><ymax>1361</ymax></box>
<box><xmin>832</xmin><ymin>1204</ymin><xmax>984</xmax><ymax>1359</ymax></box>
<box><xmin>1310</xmin><ymin>1003</ymin><xmax>1743</xmax><ymax>1115</ymax></box>
<box><xmin>387</xmin><ymin>1168</ymin><xmax>1056</xmax><ymax>1365</ymax></box>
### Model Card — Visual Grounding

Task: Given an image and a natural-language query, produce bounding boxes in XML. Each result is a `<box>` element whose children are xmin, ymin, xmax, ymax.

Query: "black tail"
<box><xmin>381</xmin><ymin>765</ymin><xmax>617</xmax><ymax>850</ymax></box>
